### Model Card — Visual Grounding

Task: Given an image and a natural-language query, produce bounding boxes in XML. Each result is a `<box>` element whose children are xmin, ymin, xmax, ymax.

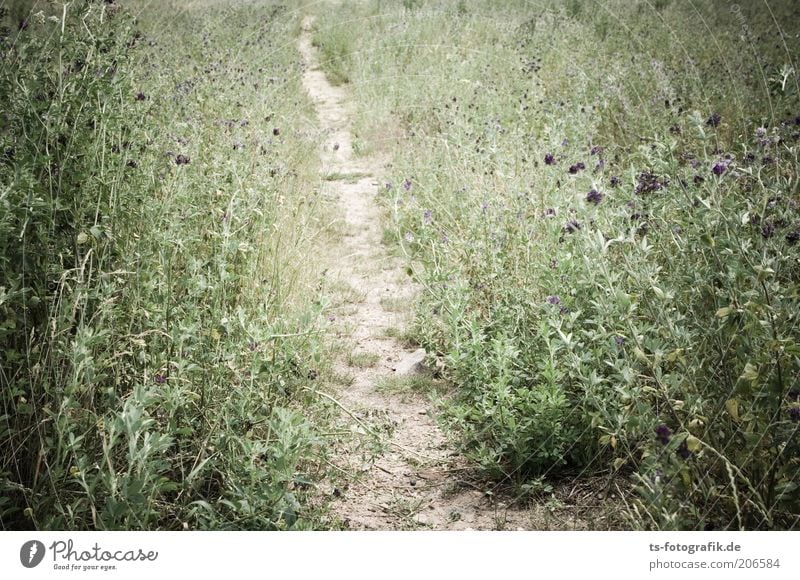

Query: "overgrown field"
<box><xmin>313</xmin><ymin>0</ymin><xmax>800</xmax><ymax>529</ymax></box>
<box><xmin>3</xmin><ymin>0</ymin><xmax>800</xmax><ymax>532</ymax></box>
<box><xmin>0</xmin><ymin>0</ymin><xmax>334</xmax><ymax>529</ymax></box>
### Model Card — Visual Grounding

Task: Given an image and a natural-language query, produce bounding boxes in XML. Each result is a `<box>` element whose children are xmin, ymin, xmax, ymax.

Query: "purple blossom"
<box><xmin>755</xmin><ymin>127</ymin><xmax>767</xmax><ymax>138</ymax></box>
<box><xmin>385</xmin><ymin>182</ymin><xmax>393</xmax><ymax>190</ymax></box>
<box><xmin>586</xmin><ymin>189</ymin><xmax>603</xmax><ymax>204</ymax></box>
<box><xmin>154</xmin><ymin>373</ymin><xmax>167</xmax><ymax>384</ymax></box>
<box><xmin>786</xmin><ymin>230</ymin><xmax>800</xmax><ymax>245</ymax></box>
<box><xmin>544</xmin><ymin>208</ymin><xmax>556</xmax><ymax>217</ymax></box>
<box><xmin>546</xmin><ymin>295</ymin><xmax>561</xmax><ymax>305</ymax></box>
<box><xmin>712</xmin><ymin>160</ymin><xmax>729</xmax><ymax>176</ymax></box>
<box><xmin>564</xmin><ymin>219</ymin><xmax>581</xmax><ymax>233</ymax></box>
<box><xmin>676</xmin><ymin>440</ymin><xmax>692</xmax><ymax>459</ymax></box>
<box><xmin>761</xmin><ymin>222</ymin><xmax>775</xmax><ymax>239</ymax></box>
<box><xmin>544</xmin><ymin>153</ymin><xmax>555</xmax><ymax>165</ymax></box>
<box><xmin>635</xmin><ymin>171</ymin><xmax>668</xmax><ymax>195</ymax></box>
<box><xmin>789</xmin><ymin>407</ymin><xmax>800</xmax><ymax>422</ymax></box>
<box><xmin>706</xmin><ymin>112</ymin><xmax>721</xmax><ymax>127</ymax></box>
<box><xmin>610</xmin><ymin>175</ymin><xmax>621</xmax><ymax>187</ymax></box>
<box><xmin>614</xmin><ymin>335</ymin><xmax>625</xmax><ymax>346</ymax></box>
<box><xmin>423</xmin><ymin>209</ymin><xmax>433</xmax><ymax>225</ymax></box>
<box><xmin>402</xmin><ymin>178</ymin><xmax>412</xmax><ymax>191</ymax></box>
<box><xmin>655</xmin><ymin>424</ymin><xmax>672</xmax><ymax>445</ymax></box>
<box><xmin>786</xmin><ymin>389</ymin><xmax>800</xmax><ymax>402</ymax></box>
<box><xmin>590</xmin><ymin>145</ymin><xmax>603</xmax><ymax>155</ymax></box>
<box><xmin>568</xmin><ymin>162</ymin><xmax>586</xmax><ymax>174</ymax></box>
<box><xmin>175</xmin><ymin>154</ymin><xmax>190</xmax><ymax>165</ymax></box>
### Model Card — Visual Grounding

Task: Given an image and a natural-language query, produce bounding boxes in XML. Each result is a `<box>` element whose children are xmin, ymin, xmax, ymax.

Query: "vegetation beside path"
<box><xmin>312</xmin><ymin>0</ymin><xmax>800</xmax><ymax>530</ymax></box>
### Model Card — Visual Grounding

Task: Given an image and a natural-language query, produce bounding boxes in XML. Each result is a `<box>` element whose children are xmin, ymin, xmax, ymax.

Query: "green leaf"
<box><xmin>725</xmin><ymin>399</ymin><xmax>740</xmax><ymax>422</ymax></box>
<box><xmin>739</xmin><ymin>363</ymin><xmax>758</xmax><ymax>383</ymax></box>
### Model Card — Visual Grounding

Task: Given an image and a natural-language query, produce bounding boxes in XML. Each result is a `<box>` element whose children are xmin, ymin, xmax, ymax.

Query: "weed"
<box><xmin>315</xmin><ymin>0</ymin><xmax>800</xmax><ymax>530</ymax></box>
<box><xmin>347</xmin><ymin>352</ymin><xmax>381</xmax><ymax>369</ymax></box>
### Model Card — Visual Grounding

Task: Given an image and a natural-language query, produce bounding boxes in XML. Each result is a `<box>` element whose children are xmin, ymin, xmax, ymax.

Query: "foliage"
<box><xmin>314</xmin><ymin>0</ymin><xmax>800</xmax><ymax>529</ymax></box>
<box><xmin>0</xmin><ymin>0</ymin><xmax>329</xmax><ymax>530</ymax></box>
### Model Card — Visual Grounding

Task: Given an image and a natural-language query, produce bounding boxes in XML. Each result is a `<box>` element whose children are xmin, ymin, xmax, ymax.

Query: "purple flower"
<box><xmin>676</xmin><ymin>440</ymin><xmax>692</xmax><ymax>459</ymax></box>
<box><xmin>546</xmin><ymin>295</ymin><xmax>561</xmax><ymax>305</ymax></box>
<box><xmin>135</xmin><ymin>91</ymin><xmax>147</xmax><ymax>101</ymax></box>
<box><xmin>590</xmin><ymin>145</ymin><xmax>603</xmax><ymax>155</ymax></box>
<box><xmin>175</xmin><ymin>154</ymin><xmax>190</xmax><ymax>165</ymax></box>
<box><xmin>402</xmin><ymin>178</ymin><xmax>412</xmax><ymax>191</ymax></box>
<box><xmin>385</xmin><ymin>182</ymin><xmax>393</xmax><ymax>190</ymax></box>
<box><xmin>706</xmin><ymin>112</ymin><xmax>721</xmax><ymax>127</ymax></box>
<box><xmin>544</xmin><ymin>208</ymin><xmax>556</xmax><ymax>217</ymax></box>
<box><xmin>568</xmin><ymin>162</ymin><xmax>586</xmax><ymax>174</ymax></box>
<box><xmin>755</xmin><ymin>127</ymin><xmax>767</xmax><ymax>138</ymax></box>
<box><xmin>423</xmin><ymin>209</ymin><xmax>433</xmax><ymax>225</ymax></box>
<box><xmin>655</xmin><ymin>424</ymin><xmax>672</xmax><ymax>445</ymax></box>
<box><xmin>712</xmin><ymin>161</ymin><xmax>728</xmax><ymax>176</ymax></box>
<box><xmin>786</xmin><ymin>230</ymin><xmax>800</xmax><ymax>245</ymax></box>
<box><xmin>564</xmin><ymin>219</ymin><xmax>581</xmax><ymax>233</ymax></box>
<box><xmin>789</xmin><ymin>407</ymin><xmax>800</xmax><ymax>422</ymax></box>
<box><xmin>154</xmin><ymin>373</ymin><xmax>167</xmax><ymax>384</ymax></box>
<box><xmin>610</xmin><ymin>175</ymin><xmax>621</xmax><ymax>187</ymax></box>
<box><xmin>586</xmin><ymin>189</ymin><xmax>603</xmax><ymax>204</ymax></box>
<box><xmin>761</xmin><ymin>221</ymin><xmax>775</xmax><ymax>239</ymax></box>
<box><xmin>614</xmin><ymin>335</ymin><xmax>625</xmax><ymax>346</ymax></box>
<box><xmin>786</xmin><ymin>389</ymin><xmax>800</xmax><ymax>402</ymax></box>
<box><xmin>693</xmin><ymin>174</ymin><xmax>705</xmax><ymax>184</ymax></box>
<box><xmin>635</xmin><ymin>171</ymin><xmax>668</xmax><ymax>194</ymax></box>
<box><xmin>544</xmin><ymin>153</ymin><xmax>555</xmax><ymax>165</ymax></box>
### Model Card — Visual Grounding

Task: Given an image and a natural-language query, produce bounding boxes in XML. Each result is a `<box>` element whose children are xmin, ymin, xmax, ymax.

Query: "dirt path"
<box><xmin>298</xmin><ymin>15</ymin><xmax>599</xmax><ymax>530</ymax></box>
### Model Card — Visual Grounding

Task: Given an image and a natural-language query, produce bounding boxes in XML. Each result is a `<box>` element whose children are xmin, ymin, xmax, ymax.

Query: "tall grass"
<box><xmin>312</xmin><ymin>0</ymin><xmax>800</xmax><ymax>529</ymax></box>
<box><xmin>1</xmin><ymin>0</ymin><xmax>331</xmax><ymax>530</ymax></box>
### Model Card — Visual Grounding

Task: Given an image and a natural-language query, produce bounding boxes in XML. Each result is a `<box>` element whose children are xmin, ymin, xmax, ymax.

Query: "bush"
<box><xmin>1</xmin><ymin>0</ymin><xmax>328</xmax><ymax>530</ymax></box>
<box><xmin>318</xmin><ymin>0</ymin><xmax>800</xmax><ymax>528</ymax></box>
